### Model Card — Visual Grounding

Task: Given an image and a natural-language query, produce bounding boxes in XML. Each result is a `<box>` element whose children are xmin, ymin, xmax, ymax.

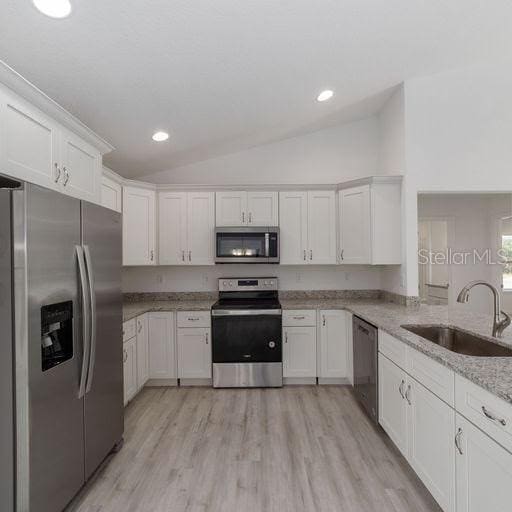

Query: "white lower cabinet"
<box><xmin>177</xmin><ymin>327</ymin><xmax>212</xmax><ymax>379</ymax></box>
<box><xmin>455</xmin><ymin>413</ymin><xmax>512</xmax><ymax>512</ymax></box>
<box><xmin>136</xmin><ymin>314</ymin><xmax>149</xmax><ymax>390</ymax></box>
<box><xmin>318</xmin><ymin>310</ymin><xmax>348</xmax><ymax>380</ymax></box>
<box><xmin>123</xmin><ymin>337</ymin><xmax>137</xmax><ymax>406</ymax></box>
<box><xmin>283</xmin><ymin>326</ymin><xmax>317</xmax><ymax>378</ymax></box>
<box><xmin>148</xmin><ymin>312</ymin><xmax>176</xmax><ymax>380</ymax></box>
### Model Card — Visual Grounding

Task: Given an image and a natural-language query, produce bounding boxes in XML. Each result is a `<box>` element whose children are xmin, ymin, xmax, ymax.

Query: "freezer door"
<box><xmin>0</xmin><ymin>190</ymin><xmax>14</xmax><ymax>512</ymax></box>
<box><xmin>82</xmin><ymin>202</ymin><xmax>123</xmax><ymax>478</ymax></box>
<box><xmin>22</xmin><ymin>185</ymin><xmax>85</xmax><ymax>512</ymax></box>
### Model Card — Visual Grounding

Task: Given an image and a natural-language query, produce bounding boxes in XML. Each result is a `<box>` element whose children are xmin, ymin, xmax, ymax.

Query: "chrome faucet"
<box><xmin>457</xmin><ymin>281</ymin><xmax>511</xmax><ymax>338</ymax></box>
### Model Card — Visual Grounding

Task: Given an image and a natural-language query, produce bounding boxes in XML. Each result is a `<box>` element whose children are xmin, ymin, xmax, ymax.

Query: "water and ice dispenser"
<box><xmin>41</xmin><ymin>301</ymin><xmax>73</xmax><ymax>371</ymax></box>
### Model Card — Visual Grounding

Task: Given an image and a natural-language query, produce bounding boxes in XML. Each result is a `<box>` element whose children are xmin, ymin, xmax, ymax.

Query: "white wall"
<box><xmin>142</xmin><ymin>117</ymin><xmax>381</xmax><ymax>185</ymax></box>
<box><xmin>123</xmin><ymin>265</ymin><xmax>382</xmax><ymax>293</ymax></box>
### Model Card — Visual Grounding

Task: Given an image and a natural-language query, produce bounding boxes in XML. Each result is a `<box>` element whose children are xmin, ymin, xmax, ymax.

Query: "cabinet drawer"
<box><xmin>283</xmin><ymin>310</ymin><xmax>316</xmax><ymax>327</ymax></box>
<box><xmin>455</xmin><ymin>374</ymin><xmax>512</xmax><ymax>453</ymax></box>
<box><xmin>378</xmin><ymin>330</ymin><xmax>407</xmax><ymax>369</ymax></box>
<box><xmin>123</xmin><ymin>319</ymin><xmax>136</xmax><ymax>342</ymax></box>
<box><xmin>177</xmin><ymin>311</ymin><xmax>211</xmax><ymax>328</ymax></box>
<box><xmin>406</xmin><ymin>347</ymin><xmax>454</xmax><ymax>406</ymax></box>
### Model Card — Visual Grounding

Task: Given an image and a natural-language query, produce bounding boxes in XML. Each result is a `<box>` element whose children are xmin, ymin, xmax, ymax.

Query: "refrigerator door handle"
<box><xmin>76</xmin><ymin>245</ymin><xmax>91</xmax><ymax>399</ymax></box>
<box><xmin>83</xmin><ymin>245</ymin><xmax>97</xmax><ymax>394</ymax></box>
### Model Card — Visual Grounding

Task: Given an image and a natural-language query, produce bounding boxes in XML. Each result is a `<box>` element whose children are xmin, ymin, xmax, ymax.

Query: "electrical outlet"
<box><xmin>156</xmin><ymin>274</ymin><xmax>164</xmax><ymax>285</ymax></box>
<box><xmin>296</xmin><ymin>272</ymin><xmax>302</xmax><ymax>283</ymax></box>
<box><xmin>344</xmin><ymin>272</ymin><xmax>350</xmax><ymax>282</ymax></box>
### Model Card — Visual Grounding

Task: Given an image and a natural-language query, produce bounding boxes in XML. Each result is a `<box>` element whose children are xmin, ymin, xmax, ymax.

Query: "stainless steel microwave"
<box><xmin>215</xmin><ymin>227</ymin><xmax>279</xmax><ymax>263</ymax></box>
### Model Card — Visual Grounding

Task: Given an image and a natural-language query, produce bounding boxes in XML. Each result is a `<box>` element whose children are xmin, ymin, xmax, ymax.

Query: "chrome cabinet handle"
<box><xmin>63</xmin><ymin>166</ymin><xmax>70</xmax><ymax>186</ymax></box>
<box><xmin>340</xmin><ymin>249</ymin><xmax>344</xmax><ymax>261</ymax></box>
<box><xmin>150</xmin><ymin>250</ymin><xmax>154</xmax><ymax>261</ymax></box>
<box><xmin>54</xmin><ymin>163</ymin><xmax>61</xmax><ymax>183</ymax></box>
<box><xmin>405</xmin><ymin>384</ymin><xmax>412</xmax><ymax>405</ymax></box>
<box><xmin>205</xmin><ymin>332</ymin><xmax>209</xmax><ymax>345</ymax></box>
<box><xmin>399</xmin><ymin>380</ymin><xmax>405</xmax><ymax>399</ymax></box>
<box><xmin>188</xmin><ymin>317</ymin><xmax>200</xmax><ymax>321</ymax></box>
<box><xmin>303</xmin><ymin>249</ymin><xmax>306</xmax><ymax>261</ymax></box>
<box><xmin>482</xmin><ymin>406</ymin><xmax>507</xmax><ymax>426</ymax></box>
<box><xmin>242</xmin><ymin>211</ymin><xmax>245</xmax><ymax>224</ymax></box>
<box><xmin>123</xmin><ymin>349</ymin><xmax>128</xmax><ymax>363</ymax></box>
<box><xmin>309</xmin><ymin>249</ymin><xmax>313</xmax><ymax>261</ymax></box>
<box><xmin>322</xmin><ymin>315</ymin><xmax>326</xmax><ymax>326</ymax></box>
<box><xmin>137</xmin><ymin>321</ymin><xmax>142</xmax><ymax>333</ymax></box>
<box><xmin>455</xmin><ymin>428</ymin><xmax>463</xmax><ymax>455</ymax></box>
<box><xmin>188</xmin><ymin>250</ymin><xmax>191</xmax><ymax>262</ymax></box>
<box><xmin>285</xmin><ymin>332</ymin><xmax>288</xmax><ymax>343</ymax></box>
<box><xmin>182</xmin><ymin>250</ymin><xmax>185</xmax><ymax>262</ymax></box>
<box><xmin>248</xmin><ymin>212</ymin><xmax>252</xmax><ymax>223</ymax></box>
<box><xmin>293</xmin><ymin>316</ymin><xmax>305</xmax><ymax>320</ymax></box>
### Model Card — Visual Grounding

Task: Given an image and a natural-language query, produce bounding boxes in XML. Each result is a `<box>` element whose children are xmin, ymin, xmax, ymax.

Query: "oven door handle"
<box><xmin>212</xmin><ymin>309</ymin><xmax>282</xmax><ymax>317</ymax></box>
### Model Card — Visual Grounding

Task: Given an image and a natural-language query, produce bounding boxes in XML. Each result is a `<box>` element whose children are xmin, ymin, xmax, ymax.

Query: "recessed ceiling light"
<box><xmin>317</xmin><ymin>90</ymin><xmax>334</xmax><ymax>102</ymax></box>
<box><xmin>152</xmin><ymin>131</ymin><xmax>169</xmax><ymax>142</ymax></box>
<box><xmin>33</xmin><ymin>0</ymin><xmax>72</xmax><ymax>18</ymax></box>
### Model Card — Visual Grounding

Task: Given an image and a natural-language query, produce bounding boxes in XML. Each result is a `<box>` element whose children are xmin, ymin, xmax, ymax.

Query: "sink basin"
<box><xmin>401</xmin><ymin>324</ymin><xmax>512</xmax><ymax>357</ymax></box>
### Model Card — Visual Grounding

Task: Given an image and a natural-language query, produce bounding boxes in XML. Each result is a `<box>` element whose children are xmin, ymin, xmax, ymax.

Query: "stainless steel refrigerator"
<box><xmin>0</xmin><ymin>176</ymin><xmax>124</xmax><ymax>512</ymax></box>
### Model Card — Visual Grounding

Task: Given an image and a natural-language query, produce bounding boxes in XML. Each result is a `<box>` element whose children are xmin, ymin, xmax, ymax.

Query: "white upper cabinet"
<box><xmin>123</xmin><ymin>186</ymin><xmax>156</xmax><ymax>266</ymax></box>
<box><xmin>318</xmin><ymin>310</ymin><xmax>348</xmax><ymax>379</ymax></box>
<box><xmin>279</xmin><ymin>190</ymin><xmax>336</xmax><ymax>264</ymax></box>
<box><xmin>0</xmin><ymin>86</ymin><xmax>103</xmax><ymax>203</ymax></box>
<box><xmin>215</xmin><ymin>190</ymin><xmax>278</xmax><ymax>226</ymax></box>
<box><xmin>101</xmin><ymin>173</ymin><xmax>122</xmax><ymax>212</ymax></box>
<box><xmin>159</xmin><ymin>191</ymin><xmax>214</xmax><ymax>265</ymax></box>
<box><xmin>338</xmin><ymin>179</ymin><xmax>401</xmax><ymax>265</ymax></box>
<box><xmin>59</xmin><ymin>129</ymin><xmax>101</xmax><ymax>203</ymax></box>
<box><xmin>246</xmin><ymin>191</ymin><xmax>278</xmax><ymax>225</ymax></box>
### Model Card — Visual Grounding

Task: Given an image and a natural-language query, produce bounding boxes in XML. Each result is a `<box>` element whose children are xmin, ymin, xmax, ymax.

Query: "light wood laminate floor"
<box><xmin>70</xmin><ymin>386</ymin><xmax>441</xmax><ymax>512</ymax></box>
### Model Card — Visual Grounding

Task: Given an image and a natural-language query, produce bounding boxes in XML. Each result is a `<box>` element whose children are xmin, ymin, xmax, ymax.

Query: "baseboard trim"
<box><xmin>145</xmin><ymin>378</ymin><xmax>178</xmax><ymax>387</ymax></box>
<box><xmin>318</xmin><ymin>377</ymin><xmax>350</xmax><ymax>385</ymax></box>
<box><xmin>283</xmin><ymin>377</ymin><xmax>317</xmax><ymax>385</ymax></box>
<box><xmin>179</xmin><ymin>378</ymin><xmax>212</xmax><ymax>387</ymax></box>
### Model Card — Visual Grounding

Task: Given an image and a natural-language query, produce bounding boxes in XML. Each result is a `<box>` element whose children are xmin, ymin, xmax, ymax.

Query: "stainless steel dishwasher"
<box><xmin>353</xmin><ymin>315</ymin><xmax>378</xmax><ymax>423</ymax></box>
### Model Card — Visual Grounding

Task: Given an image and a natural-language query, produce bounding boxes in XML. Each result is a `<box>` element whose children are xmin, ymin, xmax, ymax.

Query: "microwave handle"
<box><xmin>265</xmin><ymin>233</ymin><xmax>270</xmax><ymax>257</ymax></box>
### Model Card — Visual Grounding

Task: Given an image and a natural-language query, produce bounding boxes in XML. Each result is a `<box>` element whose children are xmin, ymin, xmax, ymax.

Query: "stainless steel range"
<box><xmin>211</xmin><ymin>278</ymin><xmax>282</xmax><ymax>387</ymax></box>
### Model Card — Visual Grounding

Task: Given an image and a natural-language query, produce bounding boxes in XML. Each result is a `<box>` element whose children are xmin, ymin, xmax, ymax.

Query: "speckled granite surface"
<box><xmin>123</xmin><ymin>299</ymin><xmax>216</xmax><ymax>321</ymax></box>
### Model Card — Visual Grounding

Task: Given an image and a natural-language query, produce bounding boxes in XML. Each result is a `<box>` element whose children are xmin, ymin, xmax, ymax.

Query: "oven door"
<box><xmin>215</xmin><ymin>227</ymin><xmax>279</xmax><ymax>263</ymax></box>
<box><xmin>212</xmin><ymin>310</ymin><xmax>282</xmax><ymax>363</ymax></box>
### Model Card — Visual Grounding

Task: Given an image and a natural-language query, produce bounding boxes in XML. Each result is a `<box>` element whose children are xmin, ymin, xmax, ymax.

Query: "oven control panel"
<box><xmin>219</xmin><ymin>278</ymin><xmax>278</xmax><ymax>292</ymax></box>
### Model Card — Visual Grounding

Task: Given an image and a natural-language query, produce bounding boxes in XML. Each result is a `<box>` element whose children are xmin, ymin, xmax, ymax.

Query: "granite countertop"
<box><xmin>124</xmin><ymin>295</ymin><xmax>512</xmax><ymax>404</ymax></box>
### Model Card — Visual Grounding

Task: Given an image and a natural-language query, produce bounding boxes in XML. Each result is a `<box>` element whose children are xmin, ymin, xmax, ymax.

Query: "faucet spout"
<box><xmin>457</xmin><ymin>280</ymin><xmax>510</xmax><ymax>338</ymax></box>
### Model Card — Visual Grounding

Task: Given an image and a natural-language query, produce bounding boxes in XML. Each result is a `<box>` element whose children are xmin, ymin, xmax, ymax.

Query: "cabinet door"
<box><xmin>101</xmin><ymin>174</ymin><xmax>122</xmax><ymax>212</ymax></box>
<box><xmin>187</xmin><ymin>192</ymin><xmax>215</xmax><ymax>265</ymax></box>
<box><xmin>177</xmin><ymin>327</ymin><xmax>212</xmax><ymax>379</ymax></box>
<box><xmin>60</xmin><ymin>130</ymin><xmax>101</xmax><ymax>203</ymax></box>
<box><xmin>159</xmin><ymin>191</ymin><xmax>187</xmax><ymax>265</ymax></box>
<box><xmin>307</xmin><ymin>191</ymin><xmax>336</xmax><ymax>264</ymax></box>
<box><xmin>247</xmin><ymin>191</ymin><xmax>278</xmax><ymax>226</ymax></box>
<box><xmin>339</xmin><ymin>186</ymin><xmax>371</xmax><ymax>264</ymax></box>
<box><xmin>123</xmin><ymin>338</ymin><xmax>137</xmax><ymax>405</ymax></box>
<box><xmin>215</xmin><ymin>191</ymin><xmax>247</xmax><ymax>226</ymax></box>
<box><xmin>283</xmin><ymin>326</ymin><xmax>316</xmax><ymax>378</ymax></box>
<box><xmin>148</xmin><ymin>312</ymin><xmax>176</xmax><ymax>379</ymax></box>
<box><xmin>456</xmin><ymin>413</ymin><xmax>512</xmax><ymax>512</ymax></box>
<box><xmin>407</xmin><ymin>378</ymin><xmax>456</xmax><ymax>512</ymax></box>
<box><xmin>378</xmin><ymin>353</ymin><xmax>408</xmax><ymax>456</ymax></box>
<box><xmin>279</xmin><ymin>191</ymin><xmax>308</xmax><ymax>264</ymax></box>
<box><xmin>123</xmin><ymin>186</ymin><xmax>156</xmax><ymax>265</ymax></box>
<box><xmin>136</xmin><ymin>314</ymin><xmax>149</xmax><ymax>390</ymax></box>
<box><xmin>319</xmin><ymin>310</ymin><xmax>347</xmax><ymax>379</ymax></box>
<box><xmin>0</xmin><ymin>90</ymin><xmax>60</xmax><ymax>189</ymax></box>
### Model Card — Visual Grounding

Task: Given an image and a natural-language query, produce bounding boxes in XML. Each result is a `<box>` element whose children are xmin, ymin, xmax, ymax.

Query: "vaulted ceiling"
<box><xmin>1</xmin><ymin>0</ymin><xmax>511</xmax><ymax>178</ymax></box>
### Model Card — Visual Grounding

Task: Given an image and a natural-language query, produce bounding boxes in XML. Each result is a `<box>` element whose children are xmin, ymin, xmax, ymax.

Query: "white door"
<box><xmin>177</xmin><ymin>328</ymin><xmax>212</xmax><ymax>379</ymax></box>
<box><xmin>215</xmin><ymin>191</ymin><xmax>247</xmax><ymax>226</ymax></box>
<box><xmin>136</xmin><ymin>314</ymin><xmax>149</xmax><ymax>390</ymax></box>
<box><xmin>123</xmin><ymin>186</ymin><xmax>156</xmax><ymax>266</ymax></box>
<box><xmin>279</xmin><ymin>191</ymin><xmax>308</xmax><ymax>264</ymax></box>
<box><xmin>60</xmin><ymin>130</ymin><xmax>101</xmax><ymax>203</ymax></box>
<box><xmin>308</xmin><ymin>191</ymin><xmax>336</xmax><ymax>264</ymax></box>
<box><xmin>247</xmin><ymin>191</ymin><xmax>278</xmax><ymax>226</ymax></box>
<box><xmin>101</xmin><ymin>175</ymin><xmax>122</xmax><ymax>212</ymax></box>
<box><xmin>456</xmin><ymin>414</ymin><xmax>512</xmax><ymax>512</ymax></box>
<box><xmin>187</xmin><ymin>192</ymin><xmax>215</xmax><ymax>265</ymax></box>
<box><xmin>339</xmin><ymin>186</ymin><xmax>371</xmax><ymax>264</ymax></box>
<box><xmin>378</xmin><ymin>353</ymin><xmax>408</xmax><ymax>456</ymax></box>
<box><xmin>283</xmin><ymin>326</ymin><xmax>317</xmax><ymax>378</ymax></box>
<box><xmin>0</xmin><ymin>91</ymin><xmax>60</xmax><ymax>189</ymax></box>
<box><xmin>318</xmin><ymin>310</ymin><xmax>347</xmax><ymax>379</ymax></box>
<box><xmin>407</xmin><ymin>378</ymin><xmax>456</xmax><ymax>512</ymax></box>
<box><xmin>148</xmin><ymin>312</ymin><xmax>176</xmax><ymax>380</ymax></box>
<box><xmin>159</xmin><ymin>191</ymin><xmax>187</xmax><ymax>265</ymax></box>
<box><xmin>123</xmin><ymin>338</ymin><xmax>137</xmax><ymax>405</ymax></box>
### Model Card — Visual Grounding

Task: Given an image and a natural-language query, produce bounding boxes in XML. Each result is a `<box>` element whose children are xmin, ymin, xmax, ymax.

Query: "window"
<box><xmin>501</xmin><ymin>217</ymin><xmax>512</xmax><ymax>291</ymax></box>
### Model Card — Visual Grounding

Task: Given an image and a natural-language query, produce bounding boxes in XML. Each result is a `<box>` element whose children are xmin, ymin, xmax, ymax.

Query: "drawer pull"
<box><xmin>405</xmin><ymin>384</ymin><xmax>412</xmax><ymax>405</ymax></box>
<box><xmin>455</xmin><ymin>428</ymin><xmax>463</xmax><ymax>455</ymax></box>
<box><xmin>123</xmin><ymin>349</ymin><xmax>128</xmax><ymax>363</ymax></box>
<box><xmin>399</xmin><ymin>380</ymin><xmax>405</xmax><ymax>399</ymax></box>
<box><xmin>188</xmin><ymin>317</ymin><xmax>200</xmax><ymax>321</ymax></box>
<box><xmin>293</xmin><ymin>316</ymin><xmax>305</xmax><ymax>320</ymax></box>
<box><xmin>482</xmin><ymin>406</ymin><xmax>507</xmax><ymax>426</ymax></box>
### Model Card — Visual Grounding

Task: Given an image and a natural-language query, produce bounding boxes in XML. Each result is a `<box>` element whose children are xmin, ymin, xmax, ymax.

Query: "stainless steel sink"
<box><xmin>401</xmin><ymin>324</ymin><xmax>512</xmax><ymax>357</ymax></box>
